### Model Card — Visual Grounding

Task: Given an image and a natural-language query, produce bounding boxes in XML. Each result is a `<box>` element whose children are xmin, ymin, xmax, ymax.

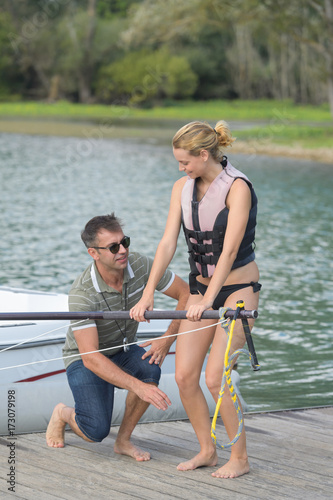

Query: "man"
<box><xmin>46</xmin><ymin>213</ymin><xmax>189</xmax><ymax>461</ymax></box>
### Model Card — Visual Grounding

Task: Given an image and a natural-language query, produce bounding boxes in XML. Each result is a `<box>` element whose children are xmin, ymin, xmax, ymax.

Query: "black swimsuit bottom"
<box><xmin>195</xmin><ymin>281</ymin><xmax>261</xmax><ymax>310</ymax></box>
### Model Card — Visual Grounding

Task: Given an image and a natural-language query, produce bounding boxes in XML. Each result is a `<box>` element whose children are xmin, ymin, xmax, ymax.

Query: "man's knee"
<box><xmin>75</xmin><ymin>415</ymin><xmax>111</xmax><ymax>443</ymax></box>
<box><xmin>140</xmin><ymin>361</ymin><xmax>161</xmax><ymax>385</ymax></box>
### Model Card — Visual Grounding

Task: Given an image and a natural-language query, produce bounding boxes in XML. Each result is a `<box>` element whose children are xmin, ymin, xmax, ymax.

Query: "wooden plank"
<box><xmin>11</xmin><ymin>435</ymin><xmax>230</xmax><ymax>500</ymax></box>
<box><xmin>6</xmin><ymin>434</ymin><xmax>220</xmax><ymax>500</ymax></box>
<box><xmin>0</xmin><ymin>408</ymin><xmax>332</xmax><ymax>500</ymax></box>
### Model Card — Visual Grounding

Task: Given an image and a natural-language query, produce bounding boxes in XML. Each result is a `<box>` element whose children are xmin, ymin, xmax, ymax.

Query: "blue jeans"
<box><xmin>66</xmin><ymin>344</ymin><xmax>161</xmax><ymax>442</ymax></box>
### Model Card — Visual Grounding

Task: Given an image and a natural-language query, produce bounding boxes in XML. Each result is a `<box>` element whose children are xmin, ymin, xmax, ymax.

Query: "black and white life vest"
<box><xmin>181</xmin><ymin>159</ymin><xmax>257</xmax><ymax>294</ymax></box>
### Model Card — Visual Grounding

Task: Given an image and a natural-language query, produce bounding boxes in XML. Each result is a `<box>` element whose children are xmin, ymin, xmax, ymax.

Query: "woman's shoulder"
<box><xmin>174</xmin><ymin>175</ymin><xmax>188</xmax><ymax>187</ymax></box>
<box><xmin>226</xmin><ymin>177</ymin><xmax>252</xmax><ymax>210</ymax></box>
<box><xmin>172</xmin><ymin>175</ymin><xmax>188</xmax><ymax>195</ymax></box>
<box><xmin>229</xmin><ymin>177</ymin><xmax>252</xmax><ymax>195</ymax></box>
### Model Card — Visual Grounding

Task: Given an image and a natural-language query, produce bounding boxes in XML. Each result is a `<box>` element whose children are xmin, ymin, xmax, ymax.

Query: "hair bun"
<box><xmin>214</xmin><ymin>120</ymin><xmax>236</xmax><ymax>148</ymax></box>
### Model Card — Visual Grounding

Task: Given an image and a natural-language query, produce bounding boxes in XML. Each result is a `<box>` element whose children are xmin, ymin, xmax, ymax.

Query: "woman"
<box><xmin>130</xmin><ymin>120</ymin><xmax>260</xmax><ymax>479</ymax></box>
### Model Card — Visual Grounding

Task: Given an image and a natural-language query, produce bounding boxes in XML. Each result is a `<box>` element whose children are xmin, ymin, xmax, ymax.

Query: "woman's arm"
<box><xmin>186</xmin><ymin>178</ymin><xmax>252</xmax><ymax>321</ymax></box>
<box><xmin>130</xmin><ymin>177</ymin><xmax>186</xmax><ymax>321</ymax></box>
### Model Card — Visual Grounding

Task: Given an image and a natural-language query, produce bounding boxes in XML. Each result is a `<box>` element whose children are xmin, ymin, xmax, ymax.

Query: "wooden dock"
<box><xmin>1</xmin><ymin>406</ymin><xmax>332</xmax><ymax>499</ymax></box>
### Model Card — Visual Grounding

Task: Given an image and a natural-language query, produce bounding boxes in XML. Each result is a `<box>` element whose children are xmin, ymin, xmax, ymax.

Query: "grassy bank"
<box><xmin>0</xmin><ymin>100</ymin><xmax>332</xmax><ymax>162</ymax></box>
<box><xmin>235</xmin><ymin>125</ymin><xmax>333</xmax><ymax>149</ymax></box>
<box><xmin>0</xmin><ymin>99</ymin><xmax>331</xmax><ymax>122</ymax></box>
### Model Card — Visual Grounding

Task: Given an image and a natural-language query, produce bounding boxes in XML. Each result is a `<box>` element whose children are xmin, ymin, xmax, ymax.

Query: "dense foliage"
<box><xmin>0</xmin><ymin>0</ymin><xmax>332</xmax><ymax>116</ymax></box>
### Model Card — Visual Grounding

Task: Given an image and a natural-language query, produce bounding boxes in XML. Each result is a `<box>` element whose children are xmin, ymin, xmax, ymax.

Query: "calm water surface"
<box><xmin>0</xmin><ymin>133</ymin><xmax>332</xmax><ymax>412</ymax></box>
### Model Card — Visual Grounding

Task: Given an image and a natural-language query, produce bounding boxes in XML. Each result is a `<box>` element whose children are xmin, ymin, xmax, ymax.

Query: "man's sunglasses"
<box><xmin>92</xmin><ymin>236</ymin><xmax>130</xmax><ymax>254</ymax></box>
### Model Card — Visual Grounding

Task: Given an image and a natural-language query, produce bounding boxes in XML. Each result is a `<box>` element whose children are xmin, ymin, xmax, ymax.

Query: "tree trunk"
<box><xmin>78</xmin><ymin>0</ymin><xmax>97</xmax><ymax>103</ymax></box>
<box><xmin>325</xmin><ymin>0</ymin><xmax>333</xmax><ymax>117</ymax></box>
<box><xmin>326</xmin><ymin>59</ymin><xmax>333</xmax><ymax>117</ymax></box>
<box><xmin>48</xmin><ymin>75</ymin><xmax>60</xmax><ymax>101</ymax></box>
<box><xmin>280</xmin><ymin>34</ymin><xmax>289</xmax><ymax>100</ymax></box>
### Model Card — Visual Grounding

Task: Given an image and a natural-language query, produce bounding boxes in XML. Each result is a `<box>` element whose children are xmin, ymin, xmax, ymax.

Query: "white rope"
<box><xmin>0</xmin><ymin>320</ymin><xmax>221</xmax><ymax>372</ymax></box>
<box><xmin>0</xmin><ymin>320</ymin><xmax>86</xmax><ymax>353</ymax></box>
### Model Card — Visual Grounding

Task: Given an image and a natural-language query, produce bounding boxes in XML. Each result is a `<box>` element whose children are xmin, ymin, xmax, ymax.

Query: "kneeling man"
<box><xmin>46</xmin><ymin>213</ymin><xmax>188</xmax><ymax>461</ymax></box>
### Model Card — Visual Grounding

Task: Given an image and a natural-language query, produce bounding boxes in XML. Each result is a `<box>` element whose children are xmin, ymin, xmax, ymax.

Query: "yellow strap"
<box><xmin>211</xmin><ymin>312</ymin><xmax>236</xmax><ymax>440</ymax></box>
<box><xmin>211</xmin><ymin>301</ymin><xmax>249</xmax><ymax>449</ymax></box>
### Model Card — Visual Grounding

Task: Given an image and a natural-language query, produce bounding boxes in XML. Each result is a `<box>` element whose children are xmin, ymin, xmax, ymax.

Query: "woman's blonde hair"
<box><xmin>172</xmin><ymin>120</ymin><xmax>235</xmax><ymax>162</ymax></box>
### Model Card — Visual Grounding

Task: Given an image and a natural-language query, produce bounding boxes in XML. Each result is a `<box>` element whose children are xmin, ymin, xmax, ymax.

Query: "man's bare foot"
<box><xmin>46</xmin><ymin>403</ymin><xmax>67</xmax><ymax>448</ymax></box>
<box><xmin>114</xmin><ymin>439</ymin><xmax>151</xmax><ymax>462</ymax></box>
<box><xmin>177</xmin><ymin>449</ymin><xmax>218</xmax><ymax>471</ymax></box>
<box><xmin>212</xmin><ymin>457</ymin><xmax>249</xmax><ymax>478</ymax></box>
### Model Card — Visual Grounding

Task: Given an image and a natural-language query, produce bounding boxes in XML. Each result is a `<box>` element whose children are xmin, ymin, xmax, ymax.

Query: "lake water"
<box><xmin>0</xmin><ymin>132</ymin><xmax>332</xmax><ymax>412</ymax></box>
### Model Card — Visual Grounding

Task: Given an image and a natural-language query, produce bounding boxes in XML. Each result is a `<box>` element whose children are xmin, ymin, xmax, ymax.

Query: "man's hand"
<box><xmin>135</xmin><ymin>382</ymin><xmax>171</xmax><ymax>410</ymax></box>
<box><xmin>140</xmin><ymin>336</ymin><xmax>174</xmax><ymax>366</ymax></box>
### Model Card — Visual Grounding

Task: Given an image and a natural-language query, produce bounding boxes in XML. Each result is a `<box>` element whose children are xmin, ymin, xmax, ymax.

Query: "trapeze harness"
<box><xmin>181</xmin><ymin>157</ymin><xmax>260</xmax><ymax>304</ymax></box>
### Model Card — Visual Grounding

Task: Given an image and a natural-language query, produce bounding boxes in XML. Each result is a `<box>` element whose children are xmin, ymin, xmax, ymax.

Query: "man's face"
<box><xmin>89</xmin><ymin>229</ymin><xmax>129</xmax><ymax>272</ymax></box>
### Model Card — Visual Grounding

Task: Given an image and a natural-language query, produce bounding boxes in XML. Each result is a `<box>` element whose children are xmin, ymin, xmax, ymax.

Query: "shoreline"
<box><xmin>0</xmin><ymin>117</ymin><xmax>332</xmax><ymax>164</ymax></box>
<box><xmin>231</xmin><ymin>140</ymin><xmax>333</xmax><ymax>164</ymax></box>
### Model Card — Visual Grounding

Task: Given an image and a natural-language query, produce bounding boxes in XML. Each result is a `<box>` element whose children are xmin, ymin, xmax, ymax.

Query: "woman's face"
<box><xmin>173</xmin><ymin>148</ymin><xmax>206</xmax><ymax>178</ymax></box>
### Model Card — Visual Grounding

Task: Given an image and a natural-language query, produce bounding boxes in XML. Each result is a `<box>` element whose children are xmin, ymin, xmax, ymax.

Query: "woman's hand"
<box><xmin>130</xmin><ymin>295</ymin><xmax>154</xmax><ymax>322</ymax></box>
<box><xmin>186</xmin><ymin>298</ymin><xmax>214</xmax><ymax>322</ymax></box>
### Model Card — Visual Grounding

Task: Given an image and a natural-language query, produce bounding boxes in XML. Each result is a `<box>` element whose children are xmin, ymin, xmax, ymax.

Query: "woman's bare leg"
<box><xmin>175</xmin><ymin>294</ymin><xmax>218</xmax><ymax>471</ymax></box>
<box><xmin>206</xmin><ymin>287</ymin><xmax>259</xmax><ymax>478</ymax></box>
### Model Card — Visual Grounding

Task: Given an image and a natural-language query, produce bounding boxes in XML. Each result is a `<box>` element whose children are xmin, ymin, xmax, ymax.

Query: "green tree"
<box><xmin>121</xmin><ymin>0</ymin><xmax>235</xmax><ymax>99</ymax></box>
<box><xmin>97</xmin><ymin>0</ymin><xmax>143</xmax><ymax>18</ymax></box>
<box><xmin>122</xmin><ymin>0</ymin><xmax>332</xmax><ymax>110</ymax></box>
<box><xmin>259</xmin><ymin>0</ymin><xmax>333</xmax><ymax>117</ymax></box>
<box><xmin>2</xmin><ymin>0</ymin><xmax>135</xmax><ymax>102</ymax></box>
<box><xmin>0</xmin><ymin>11</ymin><xmax>20</xmax><ymax>98</ymax></box>
<box><xmin>1</xmin><ymin>0</ymin><xmax>332</xmax><ymax>111</ymax></box>
<box><xmin>4</xmin><ymin>0</ymin><xmax>68</xmax><ymax>99</ymax></box>
<box><xmin>121</xmin><ymin>0</ymin><xmax>274</xmax><ymax>100</ymax></box>
<box><xmin>95</xmin><ymin>48</ymin><xmax>197</xmax><ymax>104</ymax></box>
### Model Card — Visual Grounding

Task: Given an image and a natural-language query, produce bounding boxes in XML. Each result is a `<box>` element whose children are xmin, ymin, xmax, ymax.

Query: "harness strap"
<box><xmin>184</xmin><ymin>224</ymin><xmax>255</xmax><ymax>270</ymax></box>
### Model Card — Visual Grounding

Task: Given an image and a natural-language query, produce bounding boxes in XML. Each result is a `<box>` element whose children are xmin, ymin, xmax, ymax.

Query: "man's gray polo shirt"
<box><xmin>62</xmin><ymin>252</ymin><xmax>174</xmax><ymax>369</ymax></box>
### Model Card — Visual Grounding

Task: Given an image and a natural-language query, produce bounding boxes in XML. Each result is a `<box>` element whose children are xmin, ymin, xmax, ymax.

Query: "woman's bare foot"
<box><xmin>212</xmin><ymin>457</ymin><xmax>249</xmax><ymax>478</ymax></box>
<box><xmin>46</xmin><ymin>403</ymin><xmax>67</xmax><ymax>448</ymax></box>
<box><xmin>114</xmin><ymin>439</ymin><xmax>151</xmax><ymax>462</ymax></box>
<box><xmin>177</xmin><ymin>449</ymin><xmax>218</xmax><ymax>471</ymax></box>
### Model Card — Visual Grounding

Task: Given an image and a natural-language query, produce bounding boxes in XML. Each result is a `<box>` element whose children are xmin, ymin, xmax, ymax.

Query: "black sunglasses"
<box><xmin>93</xmin><ymin>236</ymin><xmax>130</xmax><ymax>254</ymax></box>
